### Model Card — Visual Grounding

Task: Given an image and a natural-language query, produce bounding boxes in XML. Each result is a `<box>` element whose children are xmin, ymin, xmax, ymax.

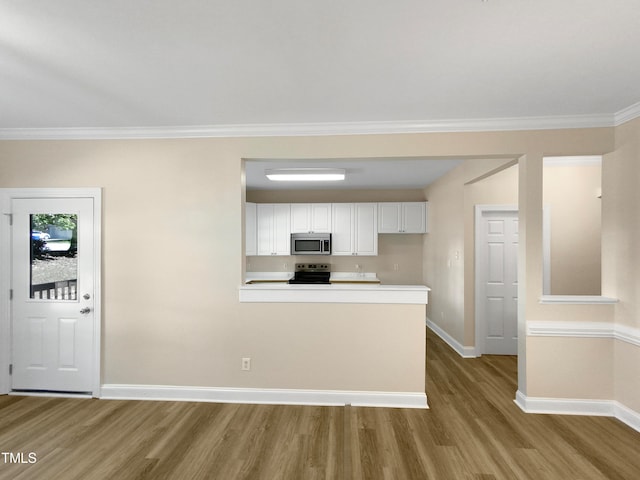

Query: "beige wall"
<box><xmin>424</xmin><ymin>160</ymin><xmax>519</xmax><ymax>345</ymax></box>
<box><xmin>527</xmin><ymin>337</ymin><xmax>614</xmax><ymax>399</ymax></box>
<box><xmin>605</xmin><ymin>117</ymin><xmax>640</xmax><ymax>413</ymax></box>
<box><xmin>2</xmin><ymin>126</ymin><xmax>631</xmax><ymax>406</ymax></box>
<box><xmin>517</xmin><ymin>136</ymin><xmax>637</xmax><ymax>408</ymax></box>
<box><xmin>429</xmin><ymin>160</ymin><xmax>606</xmax><ymax>346</ymax></box>
<box><xmin>246</xmin><ymin>188</ymin><xmax>426</xmax><ymax>284</ymax></box>
<box><xmin>544</xmin><ymin>162</ymin><xmax>602</xmax><ymax>295</ymax></box>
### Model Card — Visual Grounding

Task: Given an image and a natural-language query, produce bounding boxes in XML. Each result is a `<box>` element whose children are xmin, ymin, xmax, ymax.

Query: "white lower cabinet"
<box><xmin>331</xmin><ymin>203</ymin><xmax>378</xmax><ymax>256</ymax></box>
<box><xmin>256</xmin><ymin>204</ymin><xmax>291</xmax><ymax>255</ymax></box>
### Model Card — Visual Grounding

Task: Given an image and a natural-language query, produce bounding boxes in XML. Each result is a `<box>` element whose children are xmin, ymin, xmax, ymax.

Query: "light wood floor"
<box><xmin>1</xmin><ymin>329</ymin><xmax>639</xmax><ymax>479</ymax></box>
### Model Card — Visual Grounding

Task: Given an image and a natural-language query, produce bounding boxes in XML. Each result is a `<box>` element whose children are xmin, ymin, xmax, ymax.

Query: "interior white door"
<box><xmin>11</xmin><ymin>197</ymin><xmax>96</xmax><ymax>392</ymax></box>
<box><xmin>479</xmin><ymin>210</ymin><xmax>518</xmax><ymax>355</ymax></box>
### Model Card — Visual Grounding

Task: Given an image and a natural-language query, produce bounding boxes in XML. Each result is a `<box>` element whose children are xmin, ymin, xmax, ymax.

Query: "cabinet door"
<box><xmin>354</xmin><ymin>203</ymin><xmax>378</xmax><ymax>255</ymax></box>
<box><xmin>378</xmin><ymin>203</ymin><xmax>402</xmax><ymax>233</ymax></box>
<box><xmin>291</xmin><ymin>203</ymin><xmax>332</xmax><ymax>233</ymax></box>
<box><xmin>246</xmin><ymin>202</ymin><xmax>257</xmax><ymax>255</ymax></box>
<box><xmin>402</xmin><ymin>202</ymin><xmax>426</xmax><ymax>233</ymax></box>
<box><xmin>256</xmin><ymin>204</ymin><xmax>275</xmax><ymax>255</ymax></box>
<box><xmin>273</xmin><ymin>204</ymin><xmax>291</xmax><ymax>255</ymax></box>
<box><xmin>290</xmin><ymin>204</ymin><xmax>310</xmax><ymax>233</ymax></box>
<box><xmin>331</xmin><ymin>203</ymin><xmax>354</xmax><ymax>255</ymax></box>
<box><xmin>257</xmin><ymin>204</ymin><xmax>290</xmax><ymax>255</ymax></box>
<box><xmin>310</xmin><ymin>203</ymin><xmax>332</xmax><ymax>233</ymax></box>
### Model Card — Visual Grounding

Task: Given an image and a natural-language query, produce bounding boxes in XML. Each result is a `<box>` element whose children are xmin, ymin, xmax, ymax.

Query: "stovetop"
<box><xmin>288</xmin><ymin>263</ymin><xmax>331</xmax><ymax>284</ymax></box>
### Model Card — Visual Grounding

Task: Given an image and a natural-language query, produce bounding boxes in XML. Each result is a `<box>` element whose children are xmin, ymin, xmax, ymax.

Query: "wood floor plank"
<box><xmin>1</xmin><ymin>328</ymin><xmax>639</xmax><ymax>479</ymax></box>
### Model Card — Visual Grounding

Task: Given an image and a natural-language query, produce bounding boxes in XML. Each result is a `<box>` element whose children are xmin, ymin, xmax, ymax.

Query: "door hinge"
<box><xmin>9</xmin><ymin>364</ymin><xmax>12</xmax><ymax>375</ymax></box>
<box><xmin>3</xmin><ymin>213</ymin><xmax>12</xmax><ymax>226</ymax></box>
<box><xmin>9</xmin><ymin>289</ymin><xmax>13</xmax><ymax>301</ymax></box>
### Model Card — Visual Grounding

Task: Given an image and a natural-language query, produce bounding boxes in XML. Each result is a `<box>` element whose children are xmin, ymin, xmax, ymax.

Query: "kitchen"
<box><xmin>242</xmin><ymin>157</ymin><xmax>463</xmax><ymax>285</ymax></box>
<box><xmin>237</xmin><ymin>158</ymin><xmax>463</xmax><ymax>408</ymax></box>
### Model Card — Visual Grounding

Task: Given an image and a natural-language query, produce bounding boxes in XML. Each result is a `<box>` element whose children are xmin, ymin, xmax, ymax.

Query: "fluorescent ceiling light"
<box><xmin>265</xmin><ymin>168</ymin><xmax>346</xmax><ymax>182</ymax></box>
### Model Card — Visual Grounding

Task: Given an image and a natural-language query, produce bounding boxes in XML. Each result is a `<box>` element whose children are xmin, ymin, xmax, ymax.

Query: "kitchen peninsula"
<box><xmin>239</xmin><ymin>272</ymin><xmax>430</xmax><ymax>409</ymax></box>
<box><xmin>241</xmin><ymin>201</ymin><xmax>430</xmax><ymax>408</ymax></box>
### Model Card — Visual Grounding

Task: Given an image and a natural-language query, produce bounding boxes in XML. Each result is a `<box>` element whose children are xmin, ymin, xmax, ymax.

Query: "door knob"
<box><xmin>83</xmin><ymin>293</ymin><xmax>91</xmax><ymax>300</ymax></box>
<box><xmin>80</xmin><ymin>307</ymin><xmax>91</xmax><ymax>314</ymax></box>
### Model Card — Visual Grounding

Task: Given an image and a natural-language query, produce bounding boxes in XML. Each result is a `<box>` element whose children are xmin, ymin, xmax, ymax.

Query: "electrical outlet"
<box><xmin>393</xmin><ymin>263</ymin><xmax>399</xmax><ymax>271</ymax></box>
<box><xmin>283</xmin><ymin>263</ymin><xmax>288</xmax><ymax>270</ymax></box>
<box><xmin>241</xmin><ymin>357</ymin><xmax>251</xmax><ymax>371</ymax></box>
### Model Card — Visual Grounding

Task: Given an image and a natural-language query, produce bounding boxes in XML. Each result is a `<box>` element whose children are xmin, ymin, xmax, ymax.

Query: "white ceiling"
<box><xmin>246</xmin><ymin>158</ymin><xmax>466</xmax><ymax>190</ymax></box>
<box><xmin>1</xmin><ymin>0</ymin><xmax>640</xmax><ymax>134</ymax></box>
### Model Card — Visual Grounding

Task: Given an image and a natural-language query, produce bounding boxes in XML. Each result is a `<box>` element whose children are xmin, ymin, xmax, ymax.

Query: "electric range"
<box><xmin>288</xmin><ymin>263</ymin><xmax>331</xmax><ymax>284</ymax></box>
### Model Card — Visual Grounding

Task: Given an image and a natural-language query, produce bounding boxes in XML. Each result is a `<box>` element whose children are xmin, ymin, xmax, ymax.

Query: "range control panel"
<box><xmin>294</xmin><ymin>263</ymin><xmax>330</xmax><ymax>272</ymax></box>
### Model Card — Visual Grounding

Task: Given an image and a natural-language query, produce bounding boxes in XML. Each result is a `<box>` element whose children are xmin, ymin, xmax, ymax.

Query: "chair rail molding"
<box><xmin>527</xmin><ymin>321</ymin><xmax>640</xmax><ymax>347</ymax></box>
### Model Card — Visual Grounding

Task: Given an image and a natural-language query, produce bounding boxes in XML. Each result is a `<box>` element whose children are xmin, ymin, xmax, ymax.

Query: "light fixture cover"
<box><xmin>265</xmin><ymin>168</ymin><xmax>346</xmax><ymax>182</ymax></box>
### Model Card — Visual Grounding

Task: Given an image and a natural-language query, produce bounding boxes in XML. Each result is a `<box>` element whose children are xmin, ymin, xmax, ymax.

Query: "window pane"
<box><xmin>30</xmin><ymin>214</ymin><xmax>78</xmax><ymax>300</ymax></box>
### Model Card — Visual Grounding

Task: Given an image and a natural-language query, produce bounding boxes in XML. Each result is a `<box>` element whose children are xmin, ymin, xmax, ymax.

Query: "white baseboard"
<box><xmin>100</xmin><ymin>384</ymin><xmax>428</xmax><ymax>409</ymax></box>
<box><xmin>9</xmin><ymin>391</ymin><xmax>92</xmax><ymax>399</ymax></box>
<box><xmin>614</xmin><ymin>401</ymin><xmax>640</xmax><ymax>433</ymax></box>
<box><xmin>426</xmin><ymin>318</ymin><xmax>477</xmax><ymax>358</ymax></box>
<box><xmin>515</xmin><ymin>391</ymin><xmax>640</xmax><ymax>433</ymax></box>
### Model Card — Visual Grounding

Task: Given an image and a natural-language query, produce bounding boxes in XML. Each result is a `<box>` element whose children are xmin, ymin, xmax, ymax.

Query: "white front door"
<box><xmin>478</xmin><ymin>210</ymin><xmax>518</xmax><ymax>355</ymax></box>
<box><xmin>11</xmin><ymin>197</ymin><xmax>97</xmax><ymax>393</ymax></box>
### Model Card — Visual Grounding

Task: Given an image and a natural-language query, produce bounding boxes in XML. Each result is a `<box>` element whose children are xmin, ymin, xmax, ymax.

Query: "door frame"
<box><xmin>0</xmin><ymin>188</ymin><xmax>102</xmax><ymax>397</ymax></box>
<box><xmin>474</xmin><ymin>205</ymin><xmax>550</xmax><ymax>356</ymax></box>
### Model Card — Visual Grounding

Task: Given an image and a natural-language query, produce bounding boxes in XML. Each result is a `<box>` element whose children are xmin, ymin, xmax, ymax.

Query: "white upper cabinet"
<box><xmin>290</xmin><ymin>203</ymin><xmax>332</xmax><ymax>233</ymax></box>
<box><xmin>246</xmin><ymin>202</ymin><xmax>257</xmax><ymax>256</ymax></box>
<box><xmin>256</xmin><ymin>204</ymin><xmax>291</xmax><ymax>255</ymax></box>
<box><xmin>378</xmin><ymin>203</ymin><xmax>402</xmax><ymax>233</ymax></box>
<box><xmin>378</xmin><ymin>202</ymin><xmax>428</xmax><ymax>233</ymax></box>
<box><xmin>331</xmin><ymin>203</ymin><xmax>354</xmax><ymax>255</ymax></box>
<box><xmin>331</xmin><ymin>203</ymin><xmax>378</xmax><ymax>256</ymax></box>
<box><xmin>354</xmin><ymin>203</ymin><xmax>378</xmax><ymax>255</ymax></box>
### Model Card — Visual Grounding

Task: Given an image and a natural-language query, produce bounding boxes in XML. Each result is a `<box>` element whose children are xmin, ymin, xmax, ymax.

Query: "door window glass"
<box><xmin>30</xmin><ymin>214</ymin><xmax>78</xmax><ymax>300</ymax></box>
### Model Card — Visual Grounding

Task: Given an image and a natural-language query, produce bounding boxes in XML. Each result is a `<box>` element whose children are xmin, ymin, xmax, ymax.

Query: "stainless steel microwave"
<box><xmin>290</xmin><ymin>233</ymin><xmax>331</xmax><ymax>255</ymax></box>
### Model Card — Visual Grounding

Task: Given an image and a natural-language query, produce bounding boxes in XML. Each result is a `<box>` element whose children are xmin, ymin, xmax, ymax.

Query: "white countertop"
<box><xmin>329</xmin><ymin>272</ymin><xmax>380</xmax><ymax>283</ymax></box>
<box><xmin>245</xmin><ymin>272</ymin><xmax>293</xmax><ymax>283</ymax></box>
<box><xmin>239</xmin><ymin>282</ymin><xmax>430</xmax><ymax>305</ymax></box>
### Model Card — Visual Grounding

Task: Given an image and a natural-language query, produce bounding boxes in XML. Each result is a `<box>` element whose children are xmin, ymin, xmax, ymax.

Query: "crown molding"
<box><xmin>0</xmin><ymin>113</ymin><xmax>617</xmax><ymax>141</ymax></box>
<box><xmin>614</xmin><ymin>100</ymin><xmax>640</xmax><ymax>126</ymax></box>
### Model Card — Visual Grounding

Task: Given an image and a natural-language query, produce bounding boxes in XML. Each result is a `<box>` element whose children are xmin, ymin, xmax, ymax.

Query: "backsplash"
<box><xmin>247</xmin><ymin>235</ymin><xmax>424</xmax><ymax>285</ymax></box>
